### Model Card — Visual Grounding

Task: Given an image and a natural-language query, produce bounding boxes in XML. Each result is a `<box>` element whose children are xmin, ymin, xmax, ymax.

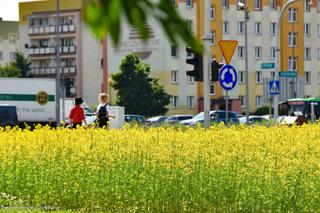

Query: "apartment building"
<box><xmin>196</xmin><ymin>0</ymin><xmax>320</xmax><ymax>113</ymax></box>
<box><xmin>19</xmin><ymin>0</ymin><xmax>103</xmax><ymax>105</ymax></box>
<box><xmin>107</xmin><ymin>0</ymin><xmax>200</xmax><ymax>115</ymax></box>
<box><xmin>0</xmin><ymin>18</ymin><xmax>19</xmax><ymax>66</ymax></box>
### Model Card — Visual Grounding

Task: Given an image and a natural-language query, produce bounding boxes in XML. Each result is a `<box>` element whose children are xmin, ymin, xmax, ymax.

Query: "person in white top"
<box><xmin>96</xmin><ymin>93</ymin><xmax>111</xmax><ymax>128</ymax></box>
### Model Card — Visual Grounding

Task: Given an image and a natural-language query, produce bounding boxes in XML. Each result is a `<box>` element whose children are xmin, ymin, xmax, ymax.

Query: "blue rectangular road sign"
<box><xmin>269</xmin><ymin>80</ymin><xmax>280</xmax><ymax>95</ymax></box>
<box><xmin>261</xmin><ymin>62</ymin><xmax>275</xmax><ymax>69</ymax></box>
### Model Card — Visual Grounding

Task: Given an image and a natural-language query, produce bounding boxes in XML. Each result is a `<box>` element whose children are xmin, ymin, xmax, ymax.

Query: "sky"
<box><xmin>0</xmin><ymin>0</ymin><xmax>37</xmax><ymax>21</ymax></box>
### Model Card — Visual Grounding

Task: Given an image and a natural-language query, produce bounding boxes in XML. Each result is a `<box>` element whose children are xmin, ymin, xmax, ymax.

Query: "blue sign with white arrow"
<box><xmin>219</xmin><ymin>64</ymin><xmax>237</xmax><ymax>91</ymax></box>
<box><xmin>269</xmin><ymin>80</ymin><xmax>280</xmax><ymax>95</ymax></box>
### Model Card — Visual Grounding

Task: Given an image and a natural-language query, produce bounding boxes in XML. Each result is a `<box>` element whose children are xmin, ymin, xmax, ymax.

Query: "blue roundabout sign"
<box><xmin>219</xmin><ymin>65</ymin><xmax>238</xmax><ymax>91</ymax></box>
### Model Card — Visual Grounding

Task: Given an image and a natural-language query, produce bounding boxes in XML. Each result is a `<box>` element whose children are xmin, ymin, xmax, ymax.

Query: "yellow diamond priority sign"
<box><xmin>218</xmin><ymin>40</ymin><xmax>238</xmax><ymax>65</ymax></box>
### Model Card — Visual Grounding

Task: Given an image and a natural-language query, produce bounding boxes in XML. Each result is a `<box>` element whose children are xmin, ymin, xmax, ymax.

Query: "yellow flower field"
<box><xmin>0</xmin><ymin>124</ymin><xmax>320</xmax><ymax>211</ymax></box>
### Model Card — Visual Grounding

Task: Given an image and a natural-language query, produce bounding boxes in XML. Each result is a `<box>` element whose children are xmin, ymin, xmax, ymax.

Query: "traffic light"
<box><xmin>211</xmin><ymin>59</ymin><xmax>224</xmax><ymax>82</ymax></box>
<box><xmin>186</xmin><ymin>47</ymin><xmax>203</xmax><ymax>81</ymax></box>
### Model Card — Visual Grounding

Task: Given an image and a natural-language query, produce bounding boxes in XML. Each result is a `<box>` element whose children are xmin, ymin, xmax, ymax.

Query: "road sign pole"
<box><xmin>225</xmin><ymin>90</ymin><xmax>229</xmax><ymax>127</ymax></box>
<box><xmin>204</xmin><ymin>60</ymin><xmax>211</xmax><ymax>129</ymax></box>
<box><xmin>244</xmin><ymin>5</ymin><xmax>250</xmax><ymax>126</ymax></box>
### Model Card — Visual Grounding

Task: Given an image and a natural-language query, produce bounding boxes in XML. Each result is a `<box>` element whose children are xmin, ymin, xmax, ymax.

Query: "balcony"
<box><xmin>28</xmin><ymin>24</ymin><xmax>76</xmax><ymax>36</ymax></box>
<box><xmin>31</xmin><ymin>66</ymin><xmax>76</xmax><ymax>75</ymax></box>
<box><xmin>28</xmin><ymin>45</ymin><xmax>76</xmax><ymax>57</ymax></box>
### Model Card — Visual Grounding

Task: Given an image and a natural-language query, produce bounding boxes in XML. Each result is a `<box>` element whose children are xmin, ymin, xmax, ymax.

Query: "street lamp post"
<box><xmin>274</xmin><ymin>0</ymin><xmax>301</xmax><ymax>124</ymax></box>
<box><xmin>55</xmin><ymin>0</ymin><xmax>61</xmax><ymax>126</ymax></box>
<box><xmin>238</xmin><ymin>2</ymin><xmax>250</xmax><ymax>125</ymax></box>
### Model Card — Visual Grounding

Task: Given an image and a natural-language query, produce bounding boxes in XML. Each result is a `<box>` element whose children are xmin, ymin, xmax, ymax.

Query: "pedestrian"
<box><xmin>96</xmin><ymin>93</ymin><xmax>112</xmax><ymax>128</ymax></box>
<box><xmin>69</xmin><ymin>97</ymin><xmax>88</xmax><ymax>128</ymax></box>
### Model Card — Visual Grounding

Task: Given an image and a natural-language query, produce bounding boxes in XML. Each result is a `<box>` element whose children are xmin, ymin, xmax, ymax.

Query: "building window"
<box><xmin>305</xmin><ymin>72</ymin><xmax>311</xmax><ymax>83</ymax></box>
<box><xmin>239</xmin><ymin>96</ymin><xmax>245</xmax><ymax>108</ymax></box>
<box><xmin>187</xmin><ymin>96</ymin><xmax>195</xmax><ymax>109</ymax></box>
<box><xmin>318</xmin><ymin>48</ymin><xmax>320</xmax><ymax>60</ymax></box>
<box><xmin>288</xmin><ymin>32</ymin><xmax>297</xmax><ymax>47</ymax></box>
<box><xmin>304</xmin><ymin>23</ymin><xmax>311</xmax><ymax>36</ymax></box>
<box><xmin>288</xmin><ymin>8</ymin><xmax>297</xmax><ymax>22</ymax></box>
<box><xmin>318</xmin><ymin>72</ymin><xmax>320</xmax><ymax>84</ymax></box>
<box><xmin>222</xmin><ymin>0</ymin><xmax>229</xmax><ymax>8</ymax></box>
<box><xmin>210</xmin><ymin>30</ymin><xmax>215</xmax><ymax>45</ymax></box>
<box><xmin>239</xmin><ymin>71</ymin><xmax>245</xmax><ymax>83</ymax></box>
<box><xmin>289</xmin><ymin>56</ymin><xmax>297</xmax><ymax>71</ymax></box>
<box><xmin>318</xmin><ymin>0</ymin><xmax>320</xmax><ymax>12</ymax></box>
<box><xmin>171</xmin><ymin>70</ymin><xmax>178</xmax><ymax>83</ymax></box>
<box><xmin>270</xmin><ymin>47</ymin><xmax>276</xmax><ymax>59</ymax></box>
<box><xmin>210</xmin><ymin>83</ymin><xmax>215</xmax><ymax>95</ymax></box>
<box><xmin>255</xmin><ymin>47</ymin><xmax>262</xmax><ymax>59</ymax></box>
<box><xmin>256</xmin><ymin>71</ymin><xmax>262</xmax><ymax>83</ymax></box>
<box><xmin>256</xmin><ymin>96</ymin><xmax>262</xmax><ymax>107</ymax></box>
<box><xmin>187</xmin><ymin>75</ymin><xmax>194</xmax><ymax>84</ymax></box>
<box><xmin>238</xmin><ymin>21</ymin><xmax>245</xmax><ymax>34</ymax></box>
<box><xmin>10</xmin><ymin>52</ymin><xmax>17</xmax><ymax>60</ymax></box>
<box><xmin>304</xmin><ymin>0</ymin><xmax>311</xmax><ymax>11</ymax></box>
<box><xmin>8</xmin><ymin>33</ymin><xmax>17</xmax><ymax>44</ymax></box>
<box><xmin>210</xmin><ymin>4</ymin><xmax>215</xmax><ymax>19</ymax></box>
<box><xmin>186</xmin><ymin>0</ymin><xmax>192</xmax><ymax>7</ymax></box>
<box><xmin>172</xmin><ymin>96</ymin><xmax>179</xmax><ymax>109</ymax></box>
<box><xmin>186</xmin><ymin>19</ymin><xmax>193</xmax><ymax>33</ymax></box>
<box><xmin>318</xmin><ymin>24</ymin><xmax>320</xmax><ymax>37</ymax></box>
<box><xmin>171</xmin><ymin>0</ymin><xmax>176</xmax><ymax>6</ymax></box>
<box><xmin>254</xmin><ymin>0</ymin><xmax>261</xmax><ymax>10</ymax></box>
<box><xmin>304</xmin><ymin>47</ymin><xmax>311</xmax><ymax>60</ymax></box>
<box><xmin>270</xmin><ymin>23</ymin><xmax>276</xmax><ymax>35</ymax></box>
<box><xmin>271</xmin><ymin>71</ymin><xmax>275</xmax><ymax>78</ymax></box>
<box><xmin>255</xmin><ymin>22</ymin><xmax>262</xmax><ymax>35</ymax></box>
<box><xmin>270</xmin><ymin>0</ymin><xmax>277</xmax><ymax>10</ymax></box>
<box><xmin>171</xmin><ymin>45</ymin><xmax>178</xmax><ymax>57</ymax></box>
<box><xmin>238</xmin><ymin>46</ymin><xmax>245</xmax><ymax>59</ymax></box>
<box><xmin>0</xmin><ymin>52</ymin><xmax>3</xmax><ymax>61</ymax></box>
<box><xmin>222</xmin><ymin>21</ymin><xmax>229</xmax><ymax>34</ymax></box>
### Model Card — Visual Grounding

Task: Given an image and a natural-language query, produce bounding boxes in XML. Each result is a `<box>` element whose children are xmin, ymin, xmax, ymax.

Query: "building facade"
<box><xmin>19</xmin><ymin>0</ymin><xmax>103</xmax><ymax>105</ymax></box>
<box><xmin>18</xmin><ymin>0</ymin><xmax>320</xmax><ymax>115</ymax></box>
<box><xmin>202</xmin><ymin>0</ymin><xmax>320</xmax><ymax>113</ymax></box>
<box><xmin>0</xmin><ymin>18</ymin><xmax>19</xmax><ymax>66</ymax></box>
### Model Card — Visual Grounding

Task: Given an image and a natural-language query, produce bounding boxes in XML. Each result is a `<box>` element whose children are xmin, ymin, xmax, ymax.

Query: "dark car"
<box><xmin>0</xmin><ymin>105</ymin><xmax>18</xmax><ymax>127</ymax></box>
<box><xmin>164</xmin><ymin>115</ymin><xmax>193</xmax><ymax>125</ymax></box>
<box><xmin>211</xmin><ymin>111</ymin><xmax>239</xmax><ymax>124</ymax></box>
<box><xmin>146</xmin><ymin>116</ymin><xmax>167</xmax><ymax>126</ymax></box>
<box><xmin>125</xmin><ymin>115</ymin><xmax>145</xmax><ymax>124</ymax></box>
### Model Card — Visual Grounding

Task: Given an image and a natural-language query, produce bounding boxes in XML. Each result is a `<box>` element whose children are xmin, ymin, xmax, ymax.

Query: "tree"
<box><xmin>0</xmin><ymin>63</ymin><xmax>21</xmax><ymax>77</ymax></box>
<box><xmin>84</xmin><ymin>0</ymin><xmax>201</xmax><ymax>52</ymax></box>
<box><xmin>12</xmin><ymin>53</ymin><xmax>31</xmax><ymax>77</ymax></box>
<box><xmin>111</xmin><ymin>53</ymin><xmax>171</xmax><ymax>116</ymax></box>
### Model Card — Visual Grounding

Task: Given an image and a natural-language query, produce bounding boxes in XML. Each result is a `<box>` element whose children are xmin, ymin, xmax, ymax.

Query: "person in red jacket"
<box><xmin>69</xmin><ymin>97</ymin><xmax>88</xmax><ymax>128</ymax></box>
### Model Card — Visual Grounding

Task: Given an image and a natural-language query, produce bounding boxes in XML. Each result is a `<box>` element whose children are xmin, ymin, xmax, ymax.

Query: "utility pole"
<box><xmin>55</xmin><ymin>0</ymin><xmax>61</xmax><ymax>126</ymax></box>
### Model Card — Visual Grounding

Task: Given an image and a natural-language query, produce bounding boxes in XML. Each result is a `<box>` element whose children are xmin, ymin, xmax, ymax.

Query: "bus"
<box><xmin>279</xmin><ymin>98</ymin><xmax>320</xmax><ymax>119</ymax></box>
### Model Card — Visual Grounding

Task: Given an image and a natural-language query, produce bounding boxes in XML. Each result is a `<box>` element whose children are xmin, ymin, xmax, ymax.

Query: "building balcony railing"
<box><xmin>28</xmin><ymin>45</ymin><xmax>76</xmax><ymax>56</ymax></box>
<box><xmin>31</xmin><ymin>66</ymin><xmax>76</xmax><ymax>75</ymax></box>
<box><xmin>28</xmin><ymin>25</ymin><xmax>76</xmax><ymax>36</ymax></box>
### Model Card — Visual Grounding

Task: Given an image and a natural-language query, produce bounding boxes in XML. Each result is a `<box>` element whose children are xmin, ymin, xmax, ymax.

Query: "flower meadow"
<box><xmin>1</xmin><ymin>124</ymin><xmax>320</xmax><ymax>212</ymax></box>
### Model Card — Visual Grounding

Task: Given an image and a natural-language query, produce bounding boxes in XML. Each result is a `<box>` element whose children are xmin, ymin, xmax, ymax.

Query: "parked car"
<box><xmin>239</xmin><ymin>115</ymin><xmax>269</xmax><ymax>124</ymax></box>
<box><xmin>146</xmin><ymin>116</ymin><xmax>167</xmax><ymax>126</ymax></box>
<box><xmin>181</xmin><ymin>111</ymin><xmax>239</xmax><ymax>126</ymax></box>
<box><xmin>125</xmin><ymin>115</ymin><xmax>145</xmax><ymax>124</ymax></box>
<box><xmin>164</xmin><ymin>115</ymin><xmax>193</xmax><ymax>125</ymax></box>
<box><xmin>0</xmin><ymin>105</ymin><xmax>18</xmax><ymax>127</ymax></box>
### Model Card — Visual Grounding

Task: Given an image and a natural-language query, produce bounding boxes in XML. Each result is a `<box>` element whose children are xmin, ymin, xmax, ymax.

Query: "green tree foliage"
<box><xmin>111</xmin><ymin>53</ymin><xmax>171</xmax><ymax>116</ymax></box>
<box><xmin>12</xmin><ymin>53</ymin><xmax>31</xmax><ymax>77</ymax></box>
<box><xmin>84</xmin><ymin>0</ymin><xmax>201</xmax><ymax>52</ymax></box>
<box><xmin>0</xmin><ymin>63</ymin><xmax>21</xmax><ymax>77</ymax></box>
